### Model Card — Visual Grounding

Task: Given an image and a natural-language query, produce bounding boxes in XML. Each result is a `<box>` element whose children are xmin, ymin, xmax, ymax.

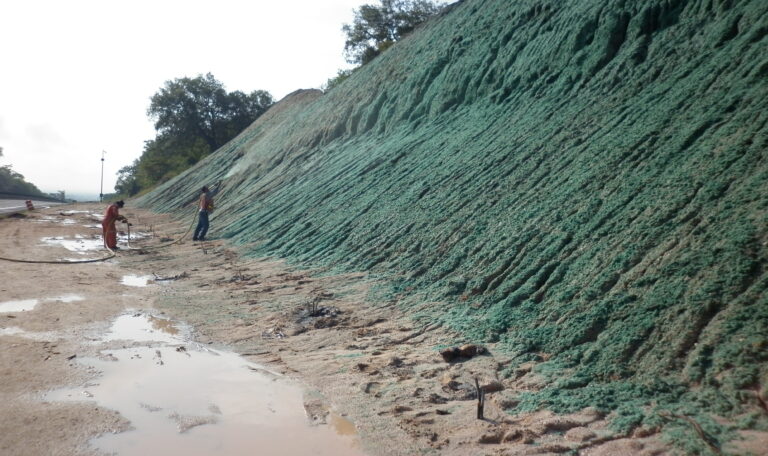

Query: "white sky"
<box><xmin>0</xmin><ymin>0</ymin><xmax>370</xmax><ymax>199</ymax></box>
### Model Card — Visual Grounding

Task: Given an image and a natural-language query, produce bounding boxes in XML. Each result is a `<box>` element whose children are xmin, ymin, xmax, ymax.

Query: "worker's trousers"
<box><xmin>102</xmin><ymin>221</ymin><xmax>117</xmax><ymax>249</ymax></box>
<box><xmin>194</xmin><ymin>211</ymin><xmax>209</xmax><ymax>240</ymax></box>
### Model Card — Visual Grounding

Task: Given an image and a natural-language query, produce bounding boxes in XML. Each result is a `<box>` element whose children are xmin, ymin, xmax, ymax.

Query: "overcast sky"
<box><xmin>0</xmin><ymin>0</ymin><xmax>372</xmax><ymax>199</ymax></box>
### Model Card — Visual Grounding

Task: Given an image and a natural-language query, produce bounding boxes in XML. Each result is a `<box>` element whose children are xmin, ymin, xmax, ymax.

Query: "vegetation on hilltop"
<box><xmin>324</xmin><ymin>0</ymin><xmax>447</xmax><ymax>91</ymax></box>
<box><xmin>343</xmin><ymin>0</ymin><xmax>445</xmax><ymax>65</ymax></box>
<box><xmin>115</xmin><ymin>74</ymin><xmax>273</xmax><ymax>196</ymax></box>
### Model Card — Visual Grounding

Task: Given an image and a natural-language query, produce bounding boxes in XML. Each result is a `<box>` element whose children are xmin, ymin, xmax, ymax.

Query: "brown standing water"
<box><xmin>45</xmin><ymin>313</ymin><xmax>365</xmax><ymax>456</ymax></box>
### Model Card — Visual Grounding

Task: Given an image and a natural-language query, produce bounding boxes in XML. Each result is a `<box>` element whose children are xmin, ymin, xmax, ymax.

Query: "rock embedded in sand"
<box><xmin>439</xmin><ymin>344</ymin><xmax>486</xmax><ymax>362</ymax></box>
<box><xmin>459</xmin><ymin>344</ymin><xmax>485</xmax><ymax>357</ymax></box>
<box><xmin>439</xmin><ymin>348</ymin><xmax>457</xmax><ymax>362</ymax></box>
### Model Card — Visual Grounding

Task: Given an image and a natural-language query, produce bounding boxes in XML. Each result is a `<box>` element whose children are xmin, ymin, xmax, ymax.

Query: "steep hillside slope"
<box><xmin>139</xmin><ymin>0</ymin><xmax>768</xmax><ymax>449</ymax></box>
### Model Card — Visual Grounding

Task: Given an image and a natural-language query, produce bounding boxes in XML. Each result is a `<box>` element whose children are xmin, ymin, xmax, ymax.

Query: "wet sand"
<box><xmin>48</xmin><ymin>314</ymin><xmax>363</xmax><ymax>456</ymax></box>
<box><xmin>0</xmin><ymin>206</ymin><xmax>364</xmax><ymax>455</ymax></box>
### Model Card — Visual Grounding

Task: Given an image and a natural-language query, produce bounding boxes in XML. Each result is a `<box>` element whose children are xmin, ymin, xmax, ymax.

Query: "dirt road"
<box><xmin>0</xmin><ymin>204</ymin><xmax>688</xmax><ymax>456</ymax></box>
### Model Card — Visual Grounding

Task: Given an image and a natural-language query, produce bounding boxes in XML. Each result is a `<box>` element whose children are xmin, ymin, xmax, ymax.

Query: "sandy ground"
<box><xmin>7</xmin><ymin>203</ymin><xmax>759</xmax><ymax>456</ymax></box>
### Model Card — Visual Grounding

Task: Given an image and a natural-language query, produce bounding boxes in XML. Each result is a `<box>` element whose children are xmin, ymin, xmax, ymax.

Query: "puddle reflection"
<box><xmin>47</xmin><ymin>312</ymin><xmax>365</xmax><ymax>455</ymax></box>
<box><xmin>103</xmin><ymin>314</ymin><xmax>182</xmax><ymax>344</ymax></box>
<box><xmin>0</xmin><ymin>295</ymin><xmax>83</xmax><ymax>313</ymax></box>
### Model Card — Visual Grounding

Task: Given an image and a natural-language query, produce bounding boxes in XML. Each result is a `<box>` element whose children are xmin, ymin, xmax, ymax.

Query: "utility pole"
<box><xmin>100</xmin><ymin>150</ymin><xmax>106</xmax><ymax>202</ymax></box>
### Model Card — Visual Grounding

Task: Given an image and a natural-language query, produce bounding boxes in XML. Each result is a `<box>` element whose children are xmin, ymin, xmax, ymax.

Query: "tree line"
<box><xmin>115</xmin><ymin>1</ymin><xmax>445</xmax><ymax>196</ymax></box>
<box><xmin>0</xmin><ymin>147</ymin><xmax>47</xmax><ymax>197</ymax></box>
<box><xmin>115</xmin><ymin>74</ymin><xmax>274</xmax><ymax>196</ymax></box>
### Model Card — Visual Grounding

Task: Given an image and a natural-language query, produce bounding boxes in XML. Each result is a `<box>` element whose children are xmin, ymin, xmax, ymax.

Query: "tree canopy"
<box><xmin>0</xmin><ymin>164</ymin><xmax>45</xmax><ymax>197</ymax></box>
<box><xmin>0</xmin><ymin>146</ymin><xmax>45</xmax><ymax>196</ymax></box>
<box><xmin>343</xmin><ymin>0</ymin><xmax>444</xmax><ymax>65</ymax></box>
<box><xmin>115</xmin><ymin>74</ymin><xmax>273</xmax><ymax>196</ymax></box>
<box><xmin>148</xmin><ymin>73</ymin><xmax>272</xmax><ymax>151</ymax></box>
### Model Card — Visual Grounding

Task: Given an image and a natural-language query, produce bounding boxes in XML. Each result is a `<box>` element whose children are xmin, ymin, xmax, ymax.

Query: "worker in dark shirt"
<box><xmin>193</xmin><ymin>186</ymin><xmax>216</xmax><ymax>241</ymax></box>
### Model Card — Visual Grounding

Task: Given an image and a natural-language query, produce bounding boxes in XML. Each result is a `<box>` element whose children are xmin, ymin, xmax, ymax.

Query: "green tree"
<box><xmin>148</xmin><ymin>73</ymin><xmax>273</xmax><ymax>151</ymax></box>
<box><xmin>343</xmin><ymin>0</ymin><xmax>444</xmax><ymax>65</ymax></box>
<box><xmin>0</xmin><ymin>164</ymin><xmax>45</xmax><ymax>196</ymax></box>
<box><xmin>0</xmin><ymin>146</ymin><xmax>46</xmax><ymax>196</ymax></box>
<box><xmin>114</xmin><ymin>161</ymin><xmax>140</xmax><ymax>196</ymax></box>
<box><xmin>116</xmin><ymin>74</ymin><xmax>274</xmax><ymax>196</ymax></box>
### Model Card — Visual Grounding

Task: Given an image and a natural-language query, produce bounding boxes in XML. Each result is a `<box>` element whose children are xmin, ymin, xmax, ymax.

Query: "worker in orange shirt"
<box><xmin>102</xmin><ymin>200</ymin><xmax>127</xmax><ymax>250</ymax></box>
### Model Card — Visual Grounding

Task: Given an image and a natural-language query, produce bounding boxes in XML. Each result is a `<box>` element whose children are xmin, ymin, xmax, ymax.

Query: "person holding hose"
<box><xmin>193</xmin><ymin>185</ymin><xmax>217</xmax><ymax>241</ymax></box>
<box><xmin>102</xmin><ymin>200</ymin><xmax>127</xmax><ymax>250</ymax></box>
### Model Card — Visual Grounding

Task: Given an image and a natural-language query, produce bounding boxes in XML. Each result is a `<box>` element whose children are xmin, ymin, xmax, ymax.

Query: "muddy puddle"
<box><xmin>47</xmin><ymin>313</ymin><xmax>365</xmax><ymax>456</ymax></box>
<box><xmin>41</xmin><ymin>231</ymin><xmax>149</xmax><ymax>256</ymax></box>
<box><xmin>36</xmin><ymin>215</ymin><xmax>93</xmax><ymax>225</ymax></box>
<box><xmin>0</xmin><ymin>327</ymin><xmax>25</xmax><ymax>336</ymax></box>
<box><xmin>121</xmin><ymin>275</ymin><xmax>155</xmax><ymax>287</ymax></box>
<box><xmin>0</xmin><ymin>326</ymin><xmax>57</xmax><ymax>340</ymax></box>
<box><xmin>102</xmin><ymin>313</ymin><xmax>183</xmax><ymax>343</ymax></box>
<box><xmin>41</xmin><ymin>236</ymin><xmax>104</xmax><ymax>253</ymax></box>
<box><xmin>0</xmin><ymin>295</ymin><xmax>84</xmax><ymax>312</ymax></box>
<box><xmin>0</xmin><ymin>298</ymin><xmax>38</xmax><ymax>312</ymax></box>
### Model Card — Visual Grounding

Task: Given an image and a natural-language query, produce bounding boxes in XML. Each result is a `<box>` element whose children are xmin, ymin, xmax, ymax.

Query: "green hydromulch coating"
<box><xmin>138</xmin><ymin>0</ymin><xmax>768</xmax><ymax>451</ymax></box>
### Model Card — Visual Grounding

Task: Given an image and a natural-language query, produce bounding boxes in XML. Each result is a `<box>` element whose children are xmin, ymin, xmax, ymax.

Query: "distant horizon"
<box><xmin>65</xmin><ymin>193</ymin><xmax>100</xmax><ymax>202</ymax></box>
<box><xmin>0</xmin><ymin>0</ymin><xmax>376</xmax><ymax>196</ymax></box>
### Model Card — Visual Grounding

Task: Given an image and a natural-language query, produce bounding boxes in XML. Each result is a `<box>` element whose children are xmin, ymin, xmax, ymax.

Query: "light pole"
<box><xmin>100</xmin><ymin>150</ymin><xmax>106</xmax><ymax>202</ymax></box>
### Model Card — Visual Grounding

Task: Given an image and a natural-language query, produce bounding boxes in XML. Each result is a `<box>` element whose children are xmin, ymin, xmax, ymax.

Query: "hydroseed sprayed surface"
<box><xmin>138</xmin><ymin>0</ymin><xmax>768</xmax><ymax>451</ymax></box>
